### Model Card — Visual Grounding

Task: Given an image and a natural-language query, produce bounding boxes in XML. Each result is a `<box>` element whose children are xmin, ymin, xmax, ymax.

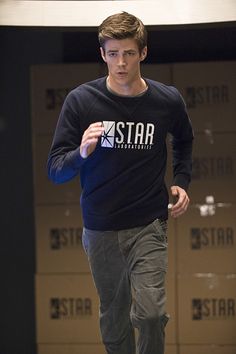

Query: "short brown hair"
<box><xmin>98</xmin><ymin>12</ymin><xmax>147</xmax><ymax>53</ymax></box>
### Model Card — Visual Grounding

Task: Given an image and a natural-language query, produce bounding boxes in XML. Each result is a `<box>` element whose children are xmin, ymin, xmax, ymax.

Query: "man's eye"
<box><xmin>108</xmin><ymin>52</ymin><xmax>117</xmax><ymax>57</ymax></box>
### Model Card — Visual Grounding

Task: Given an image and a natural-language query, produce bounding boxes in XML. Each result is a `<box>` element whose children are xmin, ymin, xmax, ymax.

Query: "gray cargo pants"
<box><xmin>82</xmin><ymin>218</ymin><xmax>169</xmax><ymax>354</ymax></box>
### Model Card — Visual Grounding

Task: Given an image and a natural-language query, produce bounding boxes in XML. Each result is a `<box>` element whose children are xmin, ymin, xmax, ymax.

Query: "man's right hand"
<box><xmin>80</xmin><ymin>122</ymin><xmax>104</xmax><ymax>159</ymax></box>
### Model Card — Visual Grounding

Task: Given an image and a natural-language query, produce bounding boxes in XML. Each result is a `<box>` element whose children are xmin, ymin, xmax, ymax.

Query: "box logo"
<box><xmin>101</xmin><ymin>120</ymin><xmax>155</xmax><ymax>150</ymax></box>
<box><xmin>50</xmin><ymin>297</ymin><xmax>92</xmax><ymax>319</ymax></box>
<box><xmin>185</xmin><ymin>85</ymin><xmax>229</xmax><ymax>109</ymax></box>
<box><xmin>50</xmin><ymin>227</ymin><xmax>83</xmax><ymax>250</ymax></box>
<box><xmin>191</xmin><ymin>227</ymin><xmax>234</xmax><ymax>250</ymax></box>
<box><xmin>192</xmin><ymin>157</ymin><xmax>234</xmax><ymax>180</ymax></box>
<box><xmin>192</xmin><ymin>298</ymin><xmax>235</xmax><ymax>320</ymax></box>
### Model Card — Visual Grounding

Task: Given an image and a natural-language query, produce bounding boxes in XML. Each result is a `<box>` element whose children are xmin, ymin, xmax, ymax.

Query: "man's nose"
<box><xmin>117</xmin><ymin>54</ymin><xmax>126</xmax><ymax>66</ymax></box>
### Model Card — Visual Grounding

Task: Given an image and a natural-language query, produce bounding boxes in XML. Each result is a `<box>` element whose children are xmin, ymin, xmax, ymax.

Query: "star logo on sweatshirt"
<box><xmin>101</xmin><ymin>121</ymin><xmax>115</xmax><ymax>148</ymax></box>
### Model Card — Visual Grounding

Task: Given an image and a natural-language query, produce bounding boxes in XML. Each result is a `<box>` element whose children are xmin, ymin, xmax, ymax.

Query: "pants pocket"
<box><xmin>151</xmin><ymin>218</ymin><xmax>168</xmax><ymax>244</ymax></box>
<box><xmin>161</xmin><ymin>312</ymin><xmax>170</xmax><ymax>328</ymax></box>
<box><xmin>81</xmin><ymin>228</ymin><xmax>89</xmax><ymax>255</ymax></box>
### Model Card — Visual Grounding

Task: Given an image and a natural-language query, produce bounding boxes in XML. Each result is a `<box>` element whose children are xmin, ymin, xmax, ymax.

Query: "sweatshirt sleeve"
<box><xmin>47</xmin><ymin>90</ymin><xmax>86</xmax><ymax>184</ymax></box>
<box><xmin>168</xmin><ymin>88</ymin><xmax>194</xmax><ymax>191</ymax></box>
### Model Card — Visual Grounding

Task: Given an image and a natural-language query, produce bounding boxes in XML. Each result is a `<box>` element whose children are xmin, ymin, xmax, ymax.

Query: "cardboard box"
<box><xmin>166</xmin><ymin>131</ymin><xmax>236</xmax><ymax>203</ymax></box>
<box><xmin>190</xmin><ymin>132</ymin><xmax>236</xmax><ymax>203</ymax></box>
<box><xmin>172</xmin><ymin>61</ymin><xmax>236</xmax><ymax>132</ymax></box>
<box><xmin>35</xmin><ymin>274</ymin><xmax>176</xmax><ymax>344</ymax></box>
<box><xmin>179</xmin><ymin>344</ymin><xmax>236</xmax><ymax>354</ymax></box>
<box><xmin>35</xmin><ymin>206</ymin><xmax>176</xmax><ymax>275</ymax></box>
<box><xmin>36</xmin><ymin>274</ymin><xmax>101</xmax><ymax>344</ymax></box>
<box><xmin>31</xmin><ymin>63</ymin><xmax>102</xmax><ymax>135</ymax></box>
<box><xmin>37</xmin><ymin>344</ymin><xmax>105</xmax><ymax>354</ymax></box>
<box><xmin>176</xmin><ymin>203</ymin><xmax>236</xmax><ymax>274</ymax></box>
<box><xmin>35</xmin><ymin>205</ymin><xmax>89</xmax><ymax>274</ymax></box>
<box><xmin>33</xmin><ymin>135</ymin><xmax>81</xmax><ymax>205</ymax></box>
<box><xmin>37</xmin><ymin>344</ymin><xmax>178</xmax><ymax>354</ymax></box>
<box><xmin>178</xmin><ymin>273</ymin><xmax>236</xmax><ymax>344</ymax></box>
<box><xmin>165</xmin><ymin>345</ymin><xmax>178</xmax><ymax>354</ymax></box>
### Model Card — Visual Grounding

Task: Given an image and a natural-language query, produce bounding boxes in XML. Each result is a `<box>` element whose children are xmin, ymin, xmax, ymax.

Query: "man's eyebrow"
<box><xmin>107</xmin><ymin>49</ymin><xmax>119</xmax><ymax>53</ymax></box>
<box><xmin>106</xmin><ymin>49</ymin><xmax>137</xmax><ymax>53</ymax></box>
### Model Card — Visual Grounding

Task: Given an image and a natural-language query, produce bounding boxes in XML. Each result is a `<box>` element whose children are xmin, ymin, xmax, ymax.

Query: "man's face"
<box><xmin>100</xmin><ymin>38</ymin><xmax>147</xmax><ymax>90</ymax></box>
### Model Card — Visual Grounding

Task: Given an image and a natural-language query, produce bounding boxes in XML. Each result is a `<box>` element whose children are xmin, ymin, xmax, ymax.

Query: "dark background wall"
<box><xmin>0</xmin><ymin>23</ymin><xmax>235</xmax><ymax>354</ymax></box>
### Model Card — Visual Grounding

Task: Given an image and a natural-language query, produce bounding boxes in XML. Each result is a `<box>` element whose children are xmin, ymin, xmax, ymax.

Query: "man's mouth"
<box><xmin>117</xmin><ymin>71</ymin><xmax>128</xmax><ymax>77</ymax></box>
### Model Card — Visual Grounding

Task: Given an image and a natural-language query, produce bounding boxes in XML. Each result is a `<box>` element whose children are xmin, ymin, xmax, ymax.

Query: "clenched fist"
<box><xmin>80</xmin><ymin>122</ymin><xmax>104</xmax><ymax>159</ymax></box>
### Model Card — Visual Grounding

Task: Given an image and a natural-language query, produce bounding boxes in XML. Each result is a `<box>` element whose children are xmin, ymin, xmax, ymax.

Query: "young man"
<box><xmin>47</xmin><ymin>12</ymin><xmax>193</xmax><ymax>354</ymax></box>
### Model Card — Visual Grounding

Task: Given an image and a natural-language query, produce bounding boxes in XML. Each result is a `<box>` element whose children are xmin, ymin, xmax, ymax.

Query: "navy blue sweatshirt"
<box><xmin>47</xmin><ymin>77</ymin><xmax>193</xmax><ymax>230</ymax></box>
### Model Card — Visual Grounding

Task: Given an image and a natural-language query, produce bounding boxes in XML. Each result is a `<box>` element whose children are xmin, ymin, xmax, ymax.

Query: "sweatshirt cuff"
<box><xmin>68</xmin><ymin>146</ymin><xmax>87</xmax><ymax>169</ymax></box>
<box><xmin>172</xmin><ymin>173</ymin><xmax>190</xmax><ymax>191</ymax></box>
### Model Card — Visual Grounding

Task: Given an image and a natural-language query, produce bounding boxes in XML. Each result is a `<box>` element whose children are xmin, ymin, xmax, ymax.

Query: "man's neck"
<box><xmin>106</xmin><ymin>76</ymin><xmax>147</xmax><ymax>97</ymax></box>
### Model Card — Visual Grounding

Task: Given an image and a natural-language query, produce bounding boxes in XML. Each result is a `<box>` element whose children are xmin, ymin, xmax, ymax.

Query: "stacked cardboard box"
<box><xmin>173</xmin><ymin>61</ymin><xmax>236</xmax><ymax>353</ymax></box>
<box><xmin>32</xmin><ymin>61</ymin><xmax>236</xmax><ymax>354</ymax></box>
<box><xmin>31</xmin><ymin>64</ymin><xmax>102</xmax><ymax>354</ymax></box>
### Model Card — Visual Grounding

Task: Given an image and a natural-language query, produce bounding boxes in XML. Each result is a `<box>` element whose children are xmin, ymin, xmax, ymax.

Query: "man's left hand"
<box><xmin>170</xmin><ymin>186</ymin><xmax>190</xmax><ymax>218</ymax></box>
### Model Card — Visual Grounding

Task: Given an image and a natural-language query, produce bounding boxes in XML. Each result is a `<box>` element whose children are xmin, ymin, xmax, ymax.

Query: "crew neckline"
<box><xmin>106</xmin><ymin>77</ymin><xmax>148</xmax><ymax>98</ymax></box>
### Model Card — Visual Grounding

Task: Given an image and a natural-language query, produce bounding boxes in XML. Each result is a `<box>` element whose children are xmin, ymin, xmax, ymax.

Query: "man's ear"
<box><xmin>140</xmin><ymin>46</ymin><xmax>147</xmax><ymax>62</ymax></box>
<box><xmin>100</xmin><ymin>47</ymin><xmax>106</xmax><ymax>62</ymax></box>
